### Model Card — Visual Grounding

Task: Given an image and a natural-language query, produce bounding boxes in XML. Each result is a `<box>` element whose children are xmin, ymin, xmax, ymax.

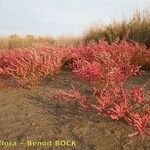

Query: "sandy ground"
<box><xmin>0</xmin><ymin>71</ymin><xmax>150</xmax><ymax>150</ymax></box>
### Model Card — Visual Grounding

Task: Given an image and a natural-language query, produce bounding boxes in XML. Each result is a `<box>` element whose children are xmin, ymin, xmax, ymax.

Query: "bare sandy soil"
<box><xmin>0</xmin><ymin>71</ymin><xmax>150</xmax><ymax>150</ymax></box>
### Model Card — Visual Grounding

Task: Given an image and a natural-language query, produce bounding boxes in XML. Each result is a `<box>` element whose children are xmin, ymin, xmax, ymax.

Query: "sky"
<box><xmin>0</xmin><ymin>0</ymin><xmax>149</xmax><ymax>36</ymax></box>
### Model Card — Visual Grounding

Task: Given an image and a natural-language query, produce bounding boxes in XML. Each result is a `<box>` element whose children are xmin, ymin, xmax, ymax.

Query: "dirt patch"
<box><xmin>0</xmin><ymin>71</ymin><xmax>150</xmax><ymax>150</ymax></box>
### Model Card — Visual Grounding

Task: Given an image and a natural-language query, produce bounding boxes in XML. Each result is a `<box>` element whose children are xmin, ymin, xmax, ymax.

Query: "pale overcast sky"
<box><xmin>0</xmin><ymin>0</ymin><xmax>149</xmax><ymax>36</ymax></box>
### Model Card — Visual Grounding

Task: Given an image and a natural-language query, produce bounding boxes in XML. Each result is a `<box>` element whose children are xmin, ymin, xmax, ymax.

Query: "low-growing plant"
<box><xmin>51</xmin><ymin>39</ymin><xmax>150</xmax><ymax>139</ymax></box>
<box><xmin>0</xmin><ymin>47</ymin><xmax>68</xmax><ymax>88</ymax></box>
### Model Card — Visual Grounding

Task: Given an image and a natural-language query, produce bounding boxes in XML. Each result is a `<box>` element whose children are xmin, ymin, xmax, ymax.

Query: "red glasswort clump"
<box><xmin>51</xmin><ymin>39</ymin><xmax>150</xmax><ymax>139</ymax></box>
<box><xmin>0</xmin><ymin>47</ymin><xmax>68</xmax><ymax>88</ymax></box>
<box><xmin>52</xmin><ymin>85</ymin><xmax>90</xmax><ymax>109</ymax></box>
<box><xmin>130</xmin><ymin>86</ymin><xmax>144</xmax><ymax>104</ymax></box>
<box><xmin>125</xmin><ymin>111</ymin><xmax>150</xmax><ymax>139</ymax></box>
